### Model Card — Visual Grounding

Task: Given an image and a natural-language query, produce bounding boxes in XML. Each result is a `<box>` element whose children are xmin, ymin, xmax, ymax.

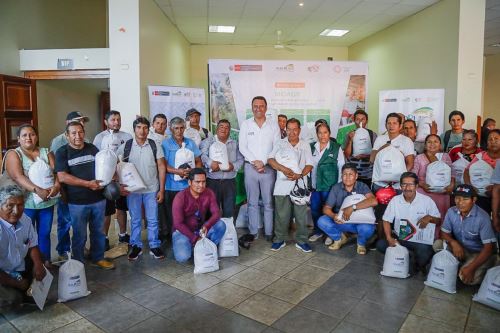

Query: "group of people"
<box><xmin>0</xmin><ymin>95</ymin><xmax>498</xmax><ymax>309</ymax></box>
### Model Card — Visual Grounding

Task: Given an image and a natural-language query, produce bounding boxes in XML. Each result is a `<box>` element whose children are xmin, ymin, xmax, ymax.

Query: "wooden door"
<box><xmin>0</xmin><ymin>75</ymin><xmax>37</xmax><ymax>161</ymax></box>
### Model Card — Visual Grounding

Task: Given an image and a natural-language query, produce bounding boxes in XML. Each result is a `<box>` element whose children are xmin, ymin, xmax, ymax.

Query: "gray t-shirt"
<box><xmin>440</xmin><ymin>131</ymin><xmax>463</xmax><ymax>152</ymax></box>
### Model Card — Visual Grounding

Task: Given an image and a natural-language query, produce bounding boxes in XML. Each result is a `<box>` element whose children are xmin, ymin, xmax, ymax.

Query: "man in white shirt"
<box><xmin>93</xmin><ymin>110</ymin><xmax>133</xmax><ymax>249</ymax></box>
<box><xmin>185</xmin><ymin>108</ymin><xmax>212</xmax><ymax>144</ymax></box>
<box><xmin>268</xmin><ymin>118</ymin><xmax>314</xmax><ymax>252</ymax></box>
<box><xmin>148</xmin><ymin>113</ymin><xmax>169</xmax><ymax>146</ymax></box>
<box><xmin>239</xmin><ymin>96</ymin><xmax>280</xmax><ymax>241</ymax></box>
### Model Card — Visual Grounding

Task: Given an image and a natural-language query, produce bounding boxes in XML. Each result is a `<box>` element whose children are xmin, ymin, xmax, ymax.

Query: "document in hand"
<box><xmin>30</xmin><ymin>267</ymin><xmax>53</xmax><ymax>310</ymax></box>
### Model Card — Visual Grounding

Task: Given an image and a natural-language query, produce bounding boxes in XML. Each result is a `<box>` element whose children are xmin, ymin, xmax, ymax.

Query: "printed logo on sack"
<box><xmin>275</xmin><ymin>64</ymin><xmax>294</xmax><ymax>72</ymax></box>
<box><xmin>307</xmin><ymin>65</ymin><xmax>319</xmax><ymax>72</ymax></box>
<box><xmin>152</xmin><ymin>91</ymin><xmax>170</xmax><ymax>96</ymax></box>
<box><xmin>229</xmin><ymin>65</ymin><xmax>262</xmax><ymax>71</ymax></box>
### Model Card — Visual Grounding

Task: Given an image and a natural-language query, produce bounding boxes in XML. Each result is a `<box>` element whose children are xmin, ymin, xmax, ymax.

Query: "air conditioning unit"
<box><xmin>20</xmin><ymin>48</ymin><xmax>109</xmax><ymax>71</ymax></box>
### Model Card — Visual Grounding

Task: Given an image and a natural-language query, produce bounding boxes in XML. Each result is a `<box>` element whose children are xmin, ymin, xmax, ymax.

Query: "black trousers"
<box><xmin>207</xmin><ymin>178</ymin><xmax>236</xmax><ymax>218</ymax></box>
<box><xmin>158</xmin><ymin>190</ymin><xmax>180</xmax><ymax>240</ymax></box>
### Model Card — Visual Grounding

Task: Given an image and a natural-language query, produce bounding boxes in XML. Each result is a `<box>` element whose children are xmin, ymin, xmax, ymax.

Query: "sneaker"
<box><xmin>357</xmin><ymin>244</ymin><xmax>367</xmax><ymax>255</ymax></box>
<box><xmin>265</xmin><ymin>235</ymin><xmax>273</xmax><ymax>242</ymax></box>
<box><xmin>251</xmin><ymin>233</ymin><xmax>259</xmax><ymax>241</ymax></box>
<box><xmin>92</xmin><ymin>259</ymin><xmax>115</xmax><ymax>270</ymax></box>
<box><xmin>324</xmin><ymin>237</ymin><xmax>333</xmax><ymax>246</ymax></box>
<box><xmin>119</xmin><ymin>233</ymin><xmax>130</xmax><ymax>244</ymax></box>
<box><xmin>295</xmin><ymin>242</ymin><xmax>312</xmax><ymax>253</ymax></box>
<box><xmin>149</xmin><ymin>247</ymin><xmax>165</xmax><ymax>259</ymax></box>
<box><xmin>271</xmin><ymin>241</ymin><xmax>286</xmax><ymax>251</ymax></box>
<box><xmin>308</xmin><ymin>233</ymin><xmax>323</xmax><ymax>242</ymax></box>
<box><xmin>328</xmin><ymin>233</ymin><xmax>348</xmax><ymax>251</ymax></box>
<box><xmin>128</xmin><ymin>246</ymin><xmax>142</xmax><ymax>261</ymax></box>
<box><xmin>105</xmin><ymin>238</ymin><xmax>110</xmax><ymax>251</ymax></box>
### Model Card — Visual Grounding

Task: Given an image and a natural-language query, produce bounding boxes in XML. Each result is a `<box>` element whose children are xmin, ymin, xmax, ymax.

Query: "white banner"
<box><xmin>378</xmin><ymin>89</ymin><xmax>445</xmax><ymax>135</ymax></box>
<box><xmin>148</xmin><ymin>86</ymin><xmax>206</xmax><ymax>126</ymax></box>
<box><xmin>208</xmin><ymin>60</ymin><xmax>368</xmax><ymax>144</ymax></box>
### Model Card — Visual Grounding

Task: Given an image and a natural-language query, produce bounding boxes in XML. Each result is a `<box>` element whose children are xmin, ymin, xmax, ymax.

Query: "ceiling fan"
<box><xmin>249</xmin><ymin>30</ymin><xmax>298</xmax><ymax>52</ymax></box>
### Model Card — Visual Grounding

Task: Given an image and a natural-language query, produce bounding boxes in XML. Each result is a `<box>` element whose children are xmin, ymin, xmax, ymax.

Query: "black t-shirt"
<box><xmin>55</xmin><ymin>143</ymin><xmax>103</xmax><ymax>205</ymax></box>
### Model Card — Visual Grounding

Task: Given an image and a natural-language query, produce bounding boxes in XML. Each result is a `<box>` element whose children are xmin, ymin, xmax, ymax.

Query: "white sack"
<box><xmin>218</xmin><ymin>218</ymin><xmax>239</xmax><ymax>257</ymax></box>
<box><xmin>373</xmin><ymin>146</ymin><xmax>407</xmax><ymax>183</ymax></box>
<box><xmin>95</xmin><ymin>149</ymin><xmax>117</xmax><ymax>186</ymax></box>
<box><xmin>209</xmin><ymin>139</ymin><xmax>229</xmax><ymax>171</ymax></box>
<box><xmin>235</xmin><ymin>203</ymin><xmax>264</xmax><ymax>228</ymax></box>
<box><xmin>194</xmin><ymin>236</ymin><xmax>219</xmax><ymax>274</ymax></box>
<box><xmin>100</xmin><ymin>132</ymin><xmax>122</xmax><ymax>152</ymax></box>
<box><xmin>184</xmin><ymin>127</ymin><xmax>202</xmax><ymax>147</ymax></box>
<box><xmin>452</xmin><ymin>152</ymin><xmax>469</xmax><ymax>185</ymax></box>
<box><xmin>380</xmin><ymin>244</ymin><xmax>410</xmax><ymax>279</ymax></box>
<box><xmin>416</xmin><ymin>117</ymin><xmax>432</xmax><ymax>142</ymax></box>
<box><xmin>275</xmin><ymin>147</ymin><xmax>300</xmax><ymax>180</ymax></box>
<box><xmin>352</xmin><ymin>126</ymin><xmax>372</xmax><ymax>156</ymax></box>
<box><xmin>473</xmin><ymin>266</ymin><xmax>500</xmax><ymax>311</ymax></box>
<box><xmin>426</xmin><ymin>153</ymin><xmax>451</xmax><ymax>192</ymax></box>
<box><xmin>28</xmin><ymin>157</ymin><xmax>55</xmax><ymax>205</ymax></box>
<box><xmin>338</xmin><ymin>194</ymin><xmax>376</xmax><ymax>224</ymax></box>
<box><xmin>58</xmin><ymin>253</ymin><xmax>90</xmax><ymax>302</ymax></box>
<box><xmin>424</xmin><ymin>243</ymin><xmax>459</xmax><ymax>294</ymax></box>
<box><xmin>174</xmin><ymin>143</ymin><xmax>195</xmax><ymax>181</ymax></box>
<box><xmin>117</xmin><ymin>160</ymin><xmax>146</xmax><ymax>192</ymax></box>
<box><xmin>469</xmin><ymin>153</ymin><xmax>494</xmax><ymax>196</ymax></box>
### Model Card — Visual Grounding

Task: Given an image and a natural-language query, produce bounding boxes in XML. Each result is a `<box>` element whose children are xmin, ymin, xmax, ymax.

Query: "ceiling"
<box><xmin>155</xmin><ymin>0</ymin><xmax>500</xmax><ymax>55</ymax></box>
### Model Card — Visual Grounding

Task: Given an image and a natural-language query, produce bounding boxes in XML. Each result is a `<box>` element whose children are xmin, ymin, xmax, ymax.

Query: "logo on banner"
<box><xmin>152</xmin><ymin>91</ymin><xmax>170</xmax><ymax>96</ymax></box>
<box><xmin>275</xmin><ymin>64</ymin><xmax>294</xmax><ymax>72</ymax></box>
<box><xmin>229</xmin><ymin>65</ymin><xmax>262</xmax><ymax>71</ymax></box>
<box><xmin>382</xmin><ymin>98</ymin><xmax>398</xmax><ymax>102</ymax></box>
<box><xmin>307</xmin><ymin>65</ymin><xmax>319</xmax><ymax>72</ymax></box>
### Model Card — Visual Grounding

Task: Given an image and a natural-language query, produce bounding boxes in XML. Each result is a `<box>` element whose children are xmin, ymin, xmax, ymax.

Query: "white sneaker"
<box><xmin>324</xmin><ymin>237</ymin><xmax>333</xmax><ymax>246</ymax></box>
<box><xmin>308</xmin><ymin>233</ymin><xmax>323</xmax><ymax>242</ymax></box>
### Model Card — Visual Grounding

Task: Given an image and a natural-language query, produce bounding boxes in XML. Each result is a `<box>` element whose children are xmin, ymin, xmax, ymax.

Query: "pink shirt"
<box><xmin>466</xmin><ymin>151</ymin><xmax>497</xmax><ymax>170</ymax></box>
<box><xmin>412</xmin><ymin>153</ymin><xmax>455</xmax><ymax>183</ymax></box>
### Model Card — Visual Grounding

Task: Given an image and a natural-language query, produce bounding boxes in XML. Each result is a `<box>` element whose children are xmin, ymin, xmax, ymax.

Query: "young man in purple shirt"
<box><xmin>171</xmin><ymin>168</ymin><xmax>226</xmax><ymax>263</ymax></box>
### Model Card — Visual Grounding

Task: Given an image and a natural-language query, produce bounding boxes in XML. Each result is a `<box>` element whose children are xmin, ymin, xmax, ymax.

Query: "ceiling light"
<box><xmin>299</xmin><ymin>2</ymin><xmax>304</xmax><ymax>6</ymax></box>
<box><xmin>490</xmin><ymin>43</ymin><xmax>500</xmax><ymax>47</ymax></box>
<box><xmin>208</xmin><ymin>25</ymin><xmax>235</xmax><ymax>33</ymax></box>
<box><xmin>319</xmin><ymin>29</ymin><xmax>349</xmax><ymax>37</ymax></box>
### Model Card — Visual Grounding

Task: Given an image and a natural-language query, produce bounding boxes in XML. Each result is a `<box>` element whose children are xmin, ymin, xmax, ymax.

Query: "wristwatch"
<box><xmin>352</xmin><ymin>204</ymin><xmax>357</xmax><ymax>211</ymax></box>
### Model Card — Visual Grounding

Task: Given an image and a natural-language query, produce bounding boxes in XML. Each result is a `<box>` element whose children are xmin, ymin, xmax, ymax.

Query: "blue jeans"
<box><xmin>68</xmin><ymin>200</ymin><xmax>106</xmax><ymax>262</ymax></box>
<box><xmin>310</xmin><ymin>191</ymin><xmax>330</xmax><ymax>234</ymax></box>
<box><xmin>317</xmin><ymin>215</ymin><xmax>375</xmax><ymax>246</ymax></box>
<box><xmin>56</xmin><ymin>200</ymin><xmax>72</xmax><ymax>256</ymax></box>
<box><xmin>24</xmin><ymin>206</ymin><xmax>55</xmax><ymax>262</ymax></box>
<box><xmin>127</xmin><ymin>192</ymin><xmax>160</xmax><ymax>249</ymax></box>
<box><xmin>172</xmin><ymin>219</ymin><xmax>226</xmax><ymax>263</ymax></box>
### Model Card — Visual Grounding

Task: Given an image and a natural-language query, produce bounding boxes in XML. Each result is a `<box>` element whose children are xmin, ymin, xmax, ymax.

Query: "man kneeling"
<box><xmin>171</xmin><ymin>168</ymin><xmax>226</xmax><ymax>263</ymax></box>
<box><xmin>317</xmin><ymin>163</ymin><xmax>378</xmax><ymax>255</ymax></box>
<box><xmin>0</xmin><ymin>185</ymin><xmax>46</xmax><ymax>310</ymax></box>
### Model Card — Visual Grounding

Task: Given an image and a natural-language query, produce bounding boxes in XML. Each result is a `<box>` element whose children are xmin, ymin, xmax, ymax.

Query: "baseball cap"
<box><xmin>453</xmin><ymin>184</ymin><xmax>477</xmax><ymax>198</ymax></box>
<box><xmin>186</xmin><ymin>108</ymin><xmax>201</xmax><ymax>118</ymax></box>
<box><xmin>66</xmin><ymin>111</ymin><xmax>89</xmax><ymax>122</ymax></box>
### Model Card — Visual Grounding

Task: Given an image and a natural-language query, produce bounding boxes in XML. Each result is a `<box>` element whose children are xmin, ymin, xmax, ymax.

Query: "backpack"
<box><xmin>443</xmin><ymin>130</ymin><xmax>452</xmax><ymax>151</ymax></box>
<box><xmin>123</xmin><ymin>139</ymin><xmax>157</xmax><ymax>164</ymax></box>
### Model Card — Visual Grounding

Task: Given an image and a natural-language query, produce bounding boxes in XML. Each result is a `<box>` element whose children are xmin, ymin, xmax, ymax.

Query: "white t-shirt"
<box><xmin>269</xmin><ymin>139</ymin><xmax>313</xmax><ymax>196</ymax></box>
<box><xmin>93</xmin><ymin>130</ymin><xmax>133</xmax><ymax>153</ymax></box>
<box><xmin>239</xmin><ymin>117</ymin><xmax>280</xmax><ymax>164</ymax></box>
<box><xmin>373</xmin><ymin>134</ymin><xmax>415</xmax><ymax>188</ymax></box>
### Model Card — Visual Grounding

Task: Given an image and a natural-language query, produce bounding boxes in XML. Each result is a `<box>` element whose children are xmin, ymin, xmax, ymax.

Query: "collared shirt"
<box><xmin>50</xmin><ymin>132</ymin><xmax>90</xmax><ymax>154</ymax></box>
<box><xmin>441</xmin><ymin>205</ymin><xmax>497</xmax><ymax>252</ymax></box>
<box><xmin>0</xmin><ymin>214</ymin><xmax>38</xmax><ymax>273</ymax></box>
<box><xmin>239</xmin><ymin>117</ymin><xmax>280</xmax><ymax>164</ymax></box>
<box><xmin>383</xmin><ymin>192</ymin><xmax>441</xmax><ymax>238</ymax></box>
<box><xmin>200</xmin><ymin>135</ymin><xmax>244</xmax><ymax>180</ymax></box>
<box><xmin>269</xmin><ymin>139</ymin><xmax>313</xmax><ymax>196</ymax></box>
<box><xmin>162</xmin><ymin>137</ymin><xmax>201</xmax><ymax>191</ymax></box>
<box><xmin>325</xmin><ymin>181</ymin><xmax>371</xmax><ymax>213</ymax></box>
<box><xmin>148</xmin><ymin>128</ymin><xmax>169</xmax><ymax>147</ymax></box>
<box><xmin>93</xmin><ymin>130</ymin><xmax>132</xmax><ymax>153</ymax></box>
<box><xmin>116</xmin><ymin>138</ymin><xmax>165</xmax><ymax>193</ymax></box>
<box><xmin>311</xmin><ymin>141</ymin><xmax>345</xmax><ymax>188</ymax></box>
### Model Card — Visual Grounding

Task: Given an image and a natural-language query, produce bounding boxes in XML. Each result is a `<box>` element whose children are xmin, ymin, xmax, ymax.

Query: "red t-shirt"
<box><xmin>448</xmin><ymin>146</ymin><xmax>482</xmax><ymax>163</ymax></box>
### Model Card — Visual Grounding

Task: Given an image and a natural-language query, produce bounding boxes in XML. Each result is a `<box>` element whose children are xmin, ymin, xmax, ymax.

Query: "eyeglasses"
<box><xmin>401</xmin><ymin>183</ymin><xmax>416</xmax><ymax>188</ymax></box>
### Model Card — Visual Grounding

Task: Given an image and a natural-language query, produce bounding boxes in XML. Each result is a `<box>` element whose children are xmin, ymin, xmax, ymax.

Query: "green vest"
<box><xmin>311</xmin><ymin>139</ymin><xmax>340</xmax><ymax>191</ymax></box>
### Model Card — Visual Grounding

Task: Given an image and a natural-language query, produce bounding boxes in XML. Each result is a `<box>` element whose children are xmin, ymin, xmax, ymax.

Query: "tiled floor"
<box><xmin>1</xmin><ymin>228</ymin><xmax>499</xmax><ymax>333</ymax></box>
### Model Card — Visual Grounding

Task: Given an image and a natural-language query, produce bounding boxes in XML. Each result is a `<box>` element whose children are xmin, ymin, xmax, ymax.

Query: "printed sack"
<box><xmin>95</xmin><ymin>149</ymin><xmax>117</xmax><ymax>186</ymax></box>
<box><xmin>28</xmin><ymin>157</ymin><xmax>55</xmax><ymax>204</ymax></box>
<box><xmin>58</xmin><ymin>253</ymin><xmax>90</xmax><ymax>302</ymax></box>
<box><xmin>452</xmin><ymin>152</ymin><xmax>469</xmax><ymax>185</ymax></box>
<box><xmin>174</xmin><ymin>143</ymin><xmax>195</xmax><ymax>181</ymax></box>
<box><xmin>380</xmin><ymin>244</ymin><xmax>410</xmax><ymax>278</ymax></box>
<box><xmin>352</xmin><ymin>124</ymin><xmax>372</xmax><ymax>156</ymax></box>
<box><xmin>338</xmin><ymin>194</ymin><xmax>375</xmax><ymax>224</ymax></box>
<box><xmin>194</xmin><ymin>236</ymin><xmax>219</xmax><ymax>274</ymax></box>
<box><xmin>469</xmin><ymin>153</ymin><xmax>493</xmax><ymax>196</ymax></box>
<box><xmin>424</xmin><ymin>242</ymin><xmax>459</xmax><ymax>294</ymax></box>
<box><xmin>117</xmin><ymin>160</ymin><xmax>146</xmax><ymax>192</ymax></box>
<box><xmin>373</xmin><ymin>146</ymin><xmax>406</xmax><ymax>183</ymax></box>
<box><xmin>426</xmin><ymin>153</ymin><xmax>451</xmax><ymax>192</ymax></box>
<box><xmin>209</xmin><ymin>139</ymin><xmax>229</xmax><ymax>171</ymax></box>
<box><xmin>472</xmin><ymin>266</ymin><xmax>500</xmax><ymax>311</ymax></box>
<box><xmin>218</xmin><ymin>218</ymin><xmax>239</xmax><ymax>257</ymax></box>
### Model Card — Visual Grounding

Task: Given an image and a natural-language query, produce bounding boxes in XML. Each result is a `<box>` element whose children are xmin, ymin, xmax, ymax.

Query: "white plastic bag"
<box><xmin>380</xmin><ymin>244</ymin><xmax>410</xmax><ymax>278</ymax></box>
<box><xmin>218</xmin><ymin>218</ymin><xmax>239</xmax><ymax>257</ymax></box>
<box><xmin>472</xmin><ymin>266</ymin><xmax>500</xmax><ymax>310</ymax></box>
<box><xmin>193</xmin><ymin>236</ymin><xmax>219</xmax><ymax>274</ymax></box>
<box><xmin>416</xmin><ymin>117</ymin><xmax>432</xmax><ymax>142</ymax></box>
<box><xmin>373</xmin><ymin>146</ymin><xmax>407</xmax><ymax>183</ymax></box>
<box><xmin>95</xmin><ymin>149</ymin><xmax>117</xmax><ymax>186</ymax></box>
<box><xmin>100</xmin><ymin>132</ymin><xmax>122</xmax><ymax>152</ymax></box>
<box><xmin>117</xmin><ymin>160</ymin><xmax>146</xmax><ymax>192</ymax></box>
<box><xmin>235</xmin><ymin>203</ymin><xmax>264</xmax><ymax>228</ymax></box>
<box><xmin>338</xmin><ymin>194</ymin><xmax>376</xmax><ymax>224</ymax></box>
<box><xmin>184</xmin><ymin>127</ymin><xmax>201</xmax><ymax>147</ymax></box>
<box><xmin>58</xmin><ymin>253</ymin><xmax>90</xmax><ymax>302</ymax></box>
<box><xmin>452</xmin><ymin>152</ymin><xmax>469</xmax><ymax>185</ymax></box>
<box><xmin>426</xmin><ymin>153</ymin><xmax>451</xmax><ymax>192</ymax></box>
<box><xmin>424</xmin><ymin>243</ymin><xmax>459</xmax><ymax>294</ymax></box>
<box><xmin>275</xmin><ymin>147</ymin><xmax>300</xmax><ymax>180</ymax></box>
<box><xmin>209</xmin><ymin>139</ymin><xmax>229</xmax><ymax>171</ymax></box>
<box><xmin>174</xmin><ymin>143</ymin><xmax>195</xmax><ymax>181</ymax></box>
<box><xmin>28</xmin><ymin>157</ymin><xmax>55</xmax><ymax>205</ymax></box>
<box><xmin>469</xmin><ymin>153</ymin><xmax>494</xmax><ymax>196</ymax></box>
<box><xmin>352</xmin><ymin>123</ymin><xmax>372</xmax><ymax>156</ymax></box>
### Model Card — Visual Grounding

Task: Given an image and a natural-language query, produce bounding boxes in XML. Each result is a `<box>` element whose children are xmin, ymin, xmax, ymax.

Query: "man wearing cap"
<box><xmin>185</xmin><ymin>108</ymin><xmax>212</xmax><ymax>145</ymax></box>
<box><xmin>50</xmin><ymin>111</ymin><xmax>90</xmax><ymax>260</ymax></box>
<box><xmin>438</xmin><ymin>184</ymin><xmax>497</xmax><ymax>285</ymax></box>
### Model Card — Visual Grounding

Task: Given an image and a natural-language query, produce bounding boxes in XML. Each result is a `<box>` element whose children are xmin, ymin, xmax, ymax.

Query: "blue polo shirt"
<box><xmin>441</xmin><ymin>205</ymin><xmax>497</xmax><ymax>253</ymax></box>
<box><xmin>325</xmin><ymin>181</ymin><xmax>371</xmax><ymax>213</ymax></box>
<box><xmin>0</xmin><ymin>214</ymin><xmax>38</xmax><ymax>273</ymax></box>
<box><xmin>162</xmin><ymin>137</ymin><xmax>201</xmax><ymax>191</ymax></box>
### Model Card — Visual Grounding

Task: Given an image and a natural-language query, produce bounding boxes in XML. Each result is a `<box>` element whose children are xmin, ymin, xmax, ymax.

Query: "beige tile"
<box><xmin>466</xmin><ymin>302</ymin><xmax>500</xmax><ymax>332</ymax></box>
<box><xmin>207</xmin><ymin>260</ymin><xmax>248</xmax><ymax>280</ymax></box>
<box><xmin>284</xmin><ymin>264</ymin><xmax>335</xmax><ymax>287</ymax></box>
<box><xmin>51</xmin><ymin>318</ymin><xmax>104</xmax><ymax>333</ymax></box>
<box><xmin>421</xmin><ymin>285</ymin><xmax>473</xmax><ymax>307</ymax></box>
<box><xmin>411</xmin><ymin>294</ymin><xmax>470</xmax><ymax>328</ymax></box>
<box><xmin>198</xmin><ymin>281</ymin><xmax>255</xmax><ymax>308</ymax></box>
<box><xmin>400</xmin><ymin>314</ymin><xmax>460</xmax><ymax>333</ymax></box>
<box><xmin>171</xmin><ymin>272</ymin><xmax>222</xmax><ymax>294</ymax></box>
<box><xmin>228</xmin><ymin>267</ymin><xmax>281</xmax><ymax>291</ymax></box>
<box><xmin>305</xmin><ymin>253</ymin><xmax>351</xmax><ymax>272</ymax></box>
<box><xmin>253</xmin><ymin>257</ymin><xmax>301</xmax><ymax>276</ymax></box>
<box><xmin>248</xmin><ymin>239</ymin><xmax>280</xmax><ymax>256</ymax></box>
<box><xmin>10</xmin><ymin>303</ymin><xmax>82</xmax><ymax>333</ymax></box>
<box><xmin>272</xmin><ymin>244</ymin><xmax>316</xmax><ymax>263</ymax></box>
<box><xmin>233</xmin><ymin>293</ymin><xmax>294</xmax><ymax>325</ymax></box>
<box><xmin>142</xmin><ymin>266</ymin><xmax>178</xmax><ymax>285</ymax></box>
<box><xmin>228</xmin><ymin>250</ymin><xmax>269</xmax><ymax>266</ymax></box>
<box><xmin>261</xmin><ymin>278</ymin><xmax>316</xmax><ymax>304</ymax></box>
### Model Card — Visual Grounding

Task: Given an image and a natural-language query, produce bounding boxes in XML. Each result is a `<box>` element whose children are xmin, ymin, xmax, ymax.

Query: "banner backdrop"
<box><xmin>378</xmin><ymin>89</ymin><xmax>445</xmax><ymax>135</ymax></box>
<box><xmin>148</xmin><ymin>86</ymin><xmax>206</xmax><ymax>126</ymax></box>
<box><xmin>208</xmin><ymin>60</ymin><xmax>368</xmax><ymax>144</ymax></box>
